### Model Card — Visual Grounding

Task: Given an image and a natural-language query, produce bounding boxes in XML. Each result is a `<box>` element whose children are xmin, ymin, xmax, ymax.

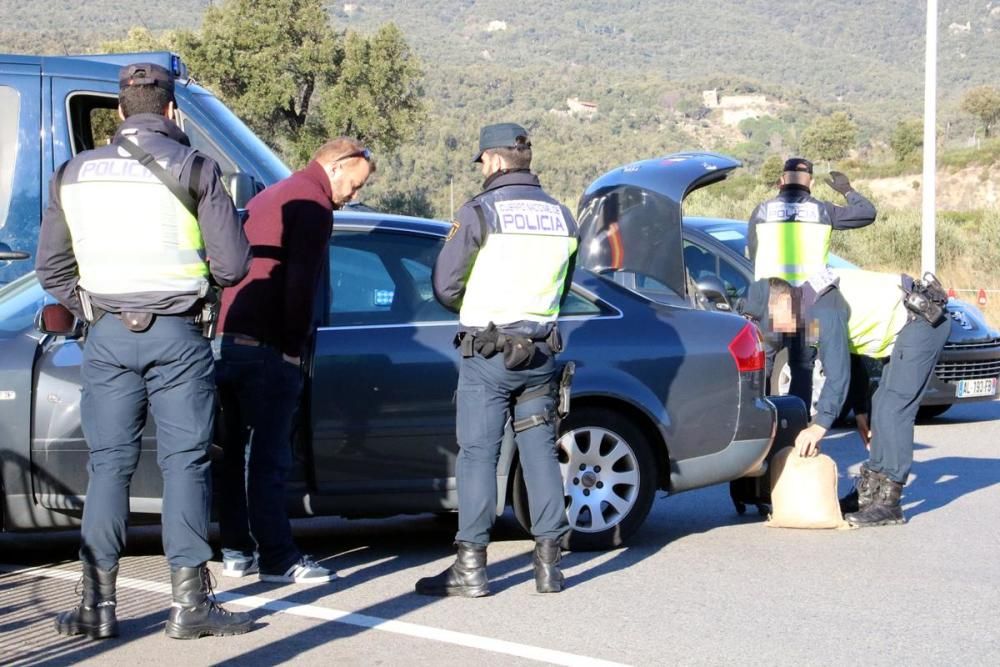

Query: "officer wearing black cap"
<box><xmin>36</xmin><ymin>62</ymin><xmax>253</xmax><ymax>640</ymax></box>
<box><xmin>747</xmin><ymin>158</ymin><xmax>876</xmax><ymax>420</ymax></box>
<box><xmin>415</xmin><ymin>123</ymin><xmax>578</xmax><ymax>597</ymax></box>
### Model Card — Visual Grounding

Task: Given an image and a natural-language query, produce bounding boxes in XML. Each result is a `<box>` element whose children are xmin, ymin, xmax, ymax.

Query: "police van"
<box><xmin>0</xmin><ymin>52</ymin><xmax>288</xmax><ymax>284</ymax></box>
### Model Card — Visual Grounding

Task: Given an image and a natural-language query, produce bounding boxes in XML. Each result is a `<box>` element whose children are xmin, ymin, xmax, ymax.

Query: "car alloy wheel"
<box><xmin>511</xmin><ymin>406</ymin><xmax>657</xmax><ymax>551</ymax></box>
<box><xmin>558</xmin><ymin>426</ymin><xmax>639</xmax><ymax>534</ymax></box>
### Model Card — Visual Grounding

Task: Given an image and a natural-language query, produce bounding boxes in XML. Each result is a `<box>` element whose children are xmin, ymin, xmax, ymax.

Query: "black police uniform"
<box><xmin>748</xmin><ymin>160</ymin><xmax>876</xmax><ymax>407</ymax></box>
<box><xmin>415</xmin><ymin>124</ymin><xmax>578</xmax><ymax>597</ymax></box>
<box><xmin>35</xmin><ymin>63</ymin><xmax>252</xmax><ymax>640</ymax></box>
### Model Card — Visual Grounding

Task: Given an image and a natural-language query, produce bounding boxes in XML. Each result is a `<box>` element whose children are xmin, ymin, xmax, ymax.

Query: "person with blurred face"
<box><xmin>216</xmin><ymin>138</ymin><xmax>374</xmax><ymax>584</ymax></box>
<box><xmin>747</xmin><ymin>158</ymin><xmax>876</xmax><ymax>413</ymax></box>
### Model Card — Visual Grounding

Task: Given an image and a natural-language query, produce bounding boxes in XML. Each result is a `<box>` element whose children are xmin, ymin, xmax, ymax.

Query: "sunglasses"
<box><xmin>337</xmin><ymin>147</ymin><xmax>373</xmax><ymax>163</ymax></box>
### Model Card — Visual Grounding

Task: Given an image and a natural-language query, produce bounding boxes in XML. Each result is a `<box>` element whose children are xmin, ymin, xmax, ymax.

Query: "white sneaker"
<box><xmin>222</xmin><ymin>557</ymin><xmax>259</xmax><ymax>578</ymax></box>
<box><xmin>259</xmin><ymin>556</ymin><xmax>337</xmax><ymax>584</ymax></box>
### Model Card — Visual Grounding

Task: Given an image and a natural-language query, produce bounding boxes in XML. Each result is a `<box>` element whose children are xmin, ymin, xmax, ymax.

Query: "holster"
<box><xmin>902</xmin><ymin>272</ymin><xmax>947</xmax><ymax>325</ymax></box>
<box><xmin>194</xmin><ymin>286</ymin><xmax>220</xmax><ymax>339</ymax></box>
<box><xmin>511</xmin><ymin>362</ymin><xmax>574</xmax><ymax>433</ymax></box>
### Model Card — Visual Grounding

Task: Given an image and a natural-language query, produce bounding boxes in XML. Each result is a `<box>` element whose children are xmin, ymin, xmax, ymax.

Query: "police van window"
<box><xmin>179</xmin><ymin>115</ymin><xmax>238</xmax><ymax>177</ymax></box>
<box><xmin>0</xmin><ymin>86</ymin><xmax>18</xmax><ymax>232</ymax></box>
<box><xmin>66</xmin><ymin>94</ymin><xmax>119</xmax><ymax>154</ymax></box>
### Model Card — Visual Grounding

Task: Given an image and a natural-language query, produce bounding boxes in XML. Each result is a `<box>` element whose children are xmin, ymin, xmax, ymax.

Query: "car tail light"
<box><xmin>729</xmin><ymin>322</ymin><xmax>765</xmax><ymax>373</ymax></box>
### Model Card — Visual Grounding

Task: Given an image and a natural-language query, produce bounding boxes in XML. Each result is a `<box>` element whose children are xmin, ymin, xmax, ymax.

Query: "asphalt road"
<box><xmin>2</xmin><ymin>400</ymin><xmax>998</xmax><ymax>666</ymax></box>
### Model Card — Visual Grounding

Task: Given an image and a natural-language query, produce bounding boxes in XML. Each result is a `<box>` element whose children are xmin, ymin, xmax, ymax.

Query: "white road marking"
<box><xmin>0</xmin><ymin>563</ymin><xmax>630</xmax><ymax>667</ymax></box>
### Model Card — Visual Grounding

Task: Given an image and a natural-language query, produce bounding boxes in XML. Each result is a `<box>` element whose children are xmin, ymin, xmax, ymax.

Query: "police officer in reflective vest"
<box><xmin>831</xmin><ymin>269</ymin><xmax>951</xmax><ymax>527</ymax></box>
<box><xmin>35</xmin><ymin>63</ymin><xmax>253</xmax><ymax>640</ymax></box>
<box><xmin>748</xmin><ymin>158</ymin><xmax>876</xmax><ymax>408</ymax></box>
<box><xmin>415</xmin><ymin>123</ymin><xmax>578</xmax><ymax>597</ymax></box>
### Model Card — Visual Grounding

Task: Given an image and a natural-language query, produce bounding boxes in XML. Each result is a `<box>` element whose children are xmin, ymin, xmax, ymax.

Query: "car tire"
<box><xmin>512</xmin><ymin>406</ymin><xmax>658</xmax><ymax>552</ymax></box>
<box><xmin>917</xmin><ymin>404</ymin><xmax>952</xmax><ymax>420</ymax></box>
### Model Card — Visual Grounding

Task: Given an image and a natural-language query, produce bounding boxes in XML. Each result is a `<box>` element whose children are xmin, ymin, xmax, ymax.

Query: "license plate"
<box><xmin>956</xmin><ymin>377</ymin><xmax>998</xmax><ymax>398</ymax></box>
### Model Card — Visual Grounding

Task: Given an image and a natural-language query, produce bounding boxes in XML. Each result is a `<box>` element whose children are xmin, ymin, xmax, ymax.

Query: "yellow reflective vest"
<box><xmin>834</xmin><ymin>269</ymin><xmax>910</xmax><ymax>358</ymax></box>
<box><xmin>60</xmin><ymin>144</ymin><xmax>209</xmax><ymax>297</ymax></box>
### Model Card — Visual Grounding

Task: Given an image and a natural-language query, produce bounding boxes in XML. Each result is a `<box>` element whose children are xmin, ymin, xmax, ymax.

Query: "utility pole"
<box><xmin>922</xmin><ymin>0</ymin><xmax>938</xmax><ymax>275</ymax></box>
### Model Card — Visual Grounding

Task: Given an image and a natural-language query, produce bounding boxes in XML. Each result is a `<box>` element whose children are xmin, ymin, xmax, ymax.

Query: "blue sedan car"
<box><xmin>0</xmin><ymin>154</ymin><xmax>778</xmax><ymax>550</ymax></box>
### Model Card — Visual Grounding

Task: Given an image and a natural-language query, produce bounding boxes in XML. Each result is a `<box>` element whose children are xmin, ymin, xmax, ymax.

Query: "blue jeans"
<box><xmin>455</xmin><ymin>345</ymin><xmax>569</xmax><ymax>545</ymax></box>
<box><xmin>868</xmin><ymin>316</ymin><xmax>951</xmax><ymax>483</ymax></box>
<box><xmin>216</xmin><ymin>343</ymin><xmax>303</xmax><ymax>572</ymax></box>
<box><xmin>79</xmin><ymin>314</ymin><xmax>215</xmax><ymax>570</ymax></box>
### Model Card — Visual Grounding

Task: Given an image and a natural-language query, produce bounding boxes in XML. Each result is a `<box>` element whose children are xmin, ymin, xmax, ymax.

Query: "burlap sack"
<box><xmin>766</xmin><ymin>446</ymin><xmax>849</xmax><ymax>529</ymax></box>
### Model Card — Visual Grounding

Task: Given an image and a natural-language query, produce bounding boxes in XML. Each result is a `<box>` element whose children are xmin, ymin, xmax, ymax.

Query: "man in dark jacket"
<box><xmin>217</xmin><ymin>137</ymin><xmax>373</xmax><ymax>584</ymax></box>
<box><xmin>748</xmin><ymin>158</ymin><xmax>876</xmax><ymax>411</ymax></box>
<box><xmin>36</xmin><ymin>63</ymin><xmax>252</xmax><ymax>640</ymax></box>
<box><xmin>415</xmin><ymin>123</ymin><xmax>578</xmax><ymax>597</ymax></box>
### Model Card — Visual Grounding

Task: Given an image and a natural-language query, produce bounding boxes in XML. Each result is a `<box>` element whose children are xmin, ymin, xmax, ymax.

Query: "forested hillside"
<box><xmin>2</xmin><ymin>0</ymin><xmax>998</xmax><ymax>214</ymax></box>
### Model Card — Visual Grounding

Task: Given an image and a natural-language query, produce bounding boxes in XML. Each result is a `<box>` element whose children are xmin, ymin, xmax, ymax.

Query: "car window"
<box><xmin>0</xmin><ymin>272</ymin><xmax>49</xmax><ymax>337</ymax></box>
<box><xmin>705</xmin><ymin>225</ymin><xmax>749</xmax><ymax>256</ymax></box>
<box><xmin>0</xmin><ymin>86</ymin><xmax>19</xmax><ymax>231</ymax></box>
<box><xmin>561</xmin><ymin>290</ymin><xmax>604</xmax><ymax>316</ymax></box>
<box><xmin>0</xmin><ymin>77</ymin><xmax>42</xmax><ymax>287</ymax></box>
<box><xmin>329</xmin><ymin>230</ymin><xmax>457</xmax><ymax>326</ymax></box>
<box><xmin>179</xmin><ymin>114</ymin><xmax>239</xmax><ymax>176</ymax></box>
<box><xmin>400</xmin><ymin>256</ymin><xmax>459</xmax><ymax>322</ymax></box>
<box><xmin>683</xmin><ymin>240</ymin><xmax>718</xmax><ymax>281</ymax></box>
<box><xmin>66</xmin><ymin>93</ymin><xmax>119</xmax><ymax>154</ymax></box>
<box><xmin>719</xmin><ymin>257</ymin><xmax>749</xmax><ymax>300</ymax></box>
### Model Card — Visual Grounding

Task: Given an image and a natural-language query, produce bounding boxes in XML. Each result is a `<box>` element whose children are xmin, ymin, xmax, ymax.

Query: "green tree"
<box><xmin>101</xmin><ymin>1</ymin><xmax>425</xmax><ymax>166</ymax></box>
<box><xmin>889</xmin><ymin>119</ymin><xmax>923</xmax><ymax>162</ymax></box>
<box><xmin>101</xmin><ymin>26</ymin><xmax>175</xmax><ymax>52</ymax></box>
<box><xmin>319</xmin><ymin>24</ymin><xmax>425</xmax><ymax>154</ymax></box>
<box><xmin>175</xmin><ymin>0</ymin><xmax>342</xmax><ymax>153</ymax></box>
<box><xmin>760</xmin><ymin>154</ymin><xmax>783</xmax><ymax>186</ymax></box>
<box><xmin>799</xmin><ymin>112</ymin><xmax>858</xmax><ymax>164</ymax></box>
<box><xmin>960</xmin><ymin>85</ymin><xmax>1000</xmax><ymax>138</ymax></box>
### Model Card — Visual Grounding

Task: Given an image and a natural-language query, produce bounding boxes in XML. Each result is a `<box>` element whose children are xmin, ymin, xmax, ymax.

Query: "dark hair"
<box><xmin>489</xmin><ymin>137</ymin><xmax>532</xmax><ymax>170</ymax></box>
<box><xmin>119</xmin><ymin>85</ymin><xmax>174</xmax><ymax>118</ymax></box>
<box><xmin>767</xmin><ymin>277</ymin><xmax>793</xmax><ymax>299</ymax></box>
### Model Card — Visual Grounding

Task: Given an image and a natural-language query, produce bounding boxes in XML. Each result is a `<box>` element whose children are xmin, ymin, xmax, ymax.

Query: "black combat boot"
<box><xmin>839</xmin><ymin>465</ymin><xmax>884</xmax><ymax>514</ymax></box>
<box><xmin>846</xmin><ymin>477</ymin><xmax>905</xmax><ymax>528</ymax></box>
<box><xmin>54</xmin><ymin>563</ymin><xmax>119</xmax><ymax>639</ymax></box>
<box><xmin>414</xmin><ymin>542</ymin><xmax>489</xmax><ymax>597</ymax></box>
<box><xmin>532</xmin><ymin>538</ymin><xmax>565</xmax><ymax>594</ymax></box>
<box><xmin>164</xmin><ymin>565</ymin><xmax>253</xmax><ymax>639</ymax></box>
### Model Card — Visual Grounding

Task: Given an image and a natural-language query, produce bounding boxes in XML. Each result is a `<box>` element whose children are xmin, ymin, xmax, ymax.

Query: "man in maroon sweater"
<box><xmin>216</xmin><ymin>137</ymin><xmax>374</xmax><ymax>584</ymax></box>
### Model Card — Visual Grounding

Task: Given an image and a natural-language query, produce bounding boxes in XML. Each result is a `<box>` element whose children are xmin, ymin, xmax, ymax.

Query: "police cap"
<box><xmin>119</xmin><ymin>63</ymin><xmax>175</xmax><ymax>95</ymax></box>
<box><xmin>782</xmin><ymin>157</ymin><xmax>813</xmax><ymax>174</ymax></box>
<box><xmin>473</xmin><ymin>122</ymin><xmax>530</xmax><ymax>163</ymax></box>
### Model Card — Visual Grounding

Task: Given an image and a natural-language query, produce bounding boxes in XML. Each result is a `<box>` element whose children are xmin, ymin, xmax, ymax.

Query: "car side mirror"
<box><xmin>35</xmin><ymin>303</ymin><xmax>84</xmax><ymax>338</ymax></box>
<box><xmin>696</xmin><ymin>275</ymin><xmax>732</xmax><ymax>312</ymax></box>
<box><xmin>227</xmin><ymin>172</ymin><xmax>262</xmax><ymax>210</ymax></box>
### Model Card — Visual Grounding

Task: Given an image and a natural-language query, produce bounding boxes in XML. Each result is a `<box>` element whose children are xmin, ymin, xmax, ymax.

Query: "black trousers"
<box><xmin>79</xmin><ymin>315</ymin><xmax>215</xmax><ymax>570</ymax></box>
<box><xmin>868</xmin><ymin>316</ymin><xmax>951</xmax><ymax>483</ymax></box>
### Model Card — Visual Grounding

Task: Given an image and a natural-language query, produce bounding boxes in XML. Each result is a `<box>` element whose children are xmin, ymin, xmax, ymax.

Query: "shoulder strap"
<box><xmin>188</xmin><ymin>154</ymin><xmax>206</xmax><ymax>204</ymax></box>
<box><xmin>471</xmin><ymin>202</ymin><xmax>488</xmax><ymax>240</ymax></box>
<box><xmin>114</xmin><ymin>137</ymin><xmax>199</xmax><ymax>218</ymax></box>
<box><xmin>53</xmin><ymin>160</ymin><xmax>71</xmax><ymax>192</ymax></box>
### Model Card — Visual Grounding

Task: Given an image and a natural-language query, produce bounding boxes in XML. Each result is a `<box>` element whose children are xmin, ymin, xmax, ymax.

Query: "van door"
<box><xmin>30</xmin><ymin>77</ymin><xmax>164</xmax><ymax>514</ymax></box>
<box><xmin>0</xmin><ymin>64</ymin><xmax>42</xmax><ymax>286</ymax></box>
